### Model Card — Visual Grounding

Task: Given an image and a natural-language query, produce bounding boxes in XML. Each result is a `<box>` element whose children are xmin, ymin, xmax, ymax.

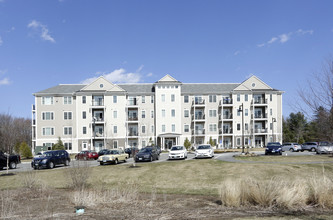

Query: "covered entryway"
<box><xmin>158</xmin><ymin>133</ymin><xmax>181</xmax><ymax>150</ymax></box>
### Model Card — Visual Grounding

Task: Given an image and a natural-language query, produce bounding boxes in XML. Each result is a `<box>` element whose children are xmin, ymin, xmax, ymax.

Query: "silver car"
<box><xmin>301</xmin><ymin>142</ymin><xmax>318</xmax><ymax>152</ymax></box>
<box><xmin>281</xmin><ymin>143</ymin><xmax>302</xmax><ymax>152</ymax></box>
<box><xmin>316</xmin><ymin>141</ymin><xmax>333</xmax><ymax>154</ymax></box>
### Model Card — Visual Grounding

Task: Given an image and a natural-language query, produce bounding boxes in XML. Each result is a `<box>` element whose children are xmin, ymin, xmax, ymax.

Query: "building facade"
<box><xmin>32</xmin><ymin>75</ymin><xmax>283</xmax><ymax>153</ymax></box>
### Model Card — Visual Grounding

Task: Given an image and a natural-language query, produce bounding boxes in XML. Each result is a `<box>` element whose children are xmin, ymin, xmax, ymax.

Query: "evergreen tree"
<box><xmin>52</xmin><ymin>137</ymin><xmax>65</xmax><ymax>150</ymax></box>
<box><xmin>19</xmin><ymin>142</ymin><xmax>33</xmax><ymax>158</ymax></box>
<box><xmin>183</xmin><ymin>138</ymin><xmax>191</xmax><ymax>151</ymax></box>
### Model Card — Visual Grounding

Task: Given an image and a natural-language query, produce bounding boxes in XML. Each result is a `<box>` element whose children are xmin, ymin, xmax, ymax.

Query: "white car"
<box><xmin>195</xmin><ymin>144</ymin><xmax>214</xmax><ymax>158</ymax></box>
<box><xmin>168</xmin><ymin>145</ymin><xmax>187</xmax><ymax>160</ymax></box>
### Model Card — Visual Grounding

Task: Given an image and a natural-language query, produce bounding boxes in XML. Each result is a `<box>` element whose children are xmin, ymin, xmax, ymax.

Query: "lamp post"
<box><xmin>92</xmin><ymin>116</ymin><xmax>96</xmax><ymax>151</ymax></box>
<box><xmin>272</xmin><ymin>117</ymin><xmax>276</xmax><ymax>142</ymax></box>
<box><xmin>238</xmin><ymin>103</ymin><xmax>245</xmax><ymax>154</ymax></box>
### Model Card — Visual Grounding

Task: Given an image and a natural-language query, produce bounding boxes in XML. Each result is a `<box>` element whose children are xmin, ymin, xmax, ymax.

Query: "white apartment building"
<box><xmin>32</xmin><ymin>75</ymin><xmax>283</xmax><ymax>153</ymax></box>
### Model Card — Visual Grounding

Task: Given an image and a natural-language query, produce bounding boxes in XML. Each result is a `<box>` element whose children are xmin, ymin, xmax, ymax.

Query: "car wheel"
<box><xmin>289</xmin><ymin>148</ymin><xmax>294</xmax><ymax>152</ymax></box>
<box><xmin>9</xmin><ymin>162</ymin><xmax>16</xmax><ymax>169</ymax></box>
<box><xmin>100</xmin><ymin>162</ymin><xmax>104</xmax><ymax>166</ymax></box>
<box><xmin>48</xmin><ymin>161</ymin><xmax>54</xmax><ymax>169</ymax></box>
<box><xmin>64</xmin><ymin>159</ymin><xmax>70</xmax><ymax>166</ymax></box>
<box><xmin>150</xmin><ymin>156</ymin><xmax>153</xmax><ymax>162</ymax></box>
<box><xmin>114</xmin><ymin>159</ymin><xmax>118</xmax><ymax>165</ymax></box>
<box><xmin>311</xmin><ymin>148</ymin><xmax>316</xmax><ymax>152</ymax></box>
<box><xmin>156</xmin><ymin>155</ymin><xmax>159</xmax><ymax>160</ymax></box>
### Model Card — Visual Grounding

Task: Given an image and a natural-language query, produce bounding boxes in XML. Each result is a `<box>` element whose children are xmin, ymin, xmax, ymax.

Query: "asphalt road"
<box><xmin>1</xmin><ymin>150</ymin><xmax>331</xmax><ymax>173</ymax></box>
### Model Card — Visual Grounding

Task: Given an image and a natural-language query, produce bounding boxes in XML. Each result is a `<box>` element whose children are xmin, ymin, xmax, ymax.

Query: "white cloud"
<box><xmin>82</xmin><ymin>68</ymin><xmax>142</xmax><ymax>84</ymax></box>
<box><xmin>258</xmin><ymin>29</ymin><xmax>313</xmax><ymax>48</ymax></box>
<box><xmin>146</xmin><ymin>73</ymin><xmax>153</xmax><ymax>77</ymax></box>
<box><xmin>0</xmin><ymin>36</ymin><xmax>2</xmax><ymax>46</ymax></box>
<box><xmin>136</xmin><ymin>65</ymin><xmax>144</xmax><ymax>73</ymax></box>
<box><xmin>0</xmin><ymin>77</ymin><xmax>10</xmax><ymax>85</ymax></box>
<box><xmin>27</xmin><ymin>20</ymin><xmax>55</xmax><ymax>43</ymax></box>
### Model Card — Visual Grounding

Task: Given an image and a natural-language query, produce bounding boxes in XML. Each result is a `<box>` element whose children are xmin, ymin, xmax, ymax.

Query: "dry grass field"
<box><xmin>1</xmin><ymin>158</ymin><xmax>333</xmax><ymax>219</ymax></box>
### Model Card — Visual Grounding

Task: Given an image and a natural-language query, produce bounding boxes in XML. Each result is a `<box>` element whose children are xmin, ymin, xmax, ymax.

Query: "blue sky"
<box><xmin>0</xmin><ymin>0</ymin><xmax>332</xmax><ymax>118</ymax></box>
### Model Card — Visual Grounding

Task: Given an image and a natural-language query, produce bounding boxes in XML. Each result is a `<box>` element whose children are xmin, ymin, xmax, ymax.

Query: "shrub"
<box><xmin>19</xmin><ymin>142</ymin><xmax>32</xmax><ymax>159</ymax></box>
<box><xmin>52</xmin><ymin>137</ymin><xmax>65</xmax><ymax>150</ymax></box>
<box><xmin>65</xmin><ymin>161</ymin><xmax>91</xmax><ymax>190</ymax></box>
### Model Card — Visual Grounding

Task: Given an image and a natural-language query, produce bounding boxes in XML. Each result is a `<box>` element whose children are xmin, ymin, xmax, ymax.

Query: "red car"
<box><xmin>75</xmin><ymin>150</ymin><xmax>98</xmax><ymax>160</ymax></box>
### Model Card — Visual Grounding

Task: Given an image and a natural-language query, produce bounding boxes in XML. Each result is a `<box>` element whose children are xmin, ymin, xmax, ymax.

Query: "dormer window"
<box><xmin>100</xmin><ymin>84</ymin><xmax>104</xmax><ymax>88</ymax></box>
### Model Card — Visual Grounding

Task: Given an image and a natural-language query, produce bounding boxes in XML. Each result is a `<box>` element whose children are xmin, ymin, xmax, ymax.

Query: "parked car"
<box><xmin>265</xmin><ymin>142</ymin><xmax>282</xmax><ymax>155</ymax></box>
<box><xmin>75</xmin><ymin>150</ymin><xmax>98</xmax><ymax>160</ymax></box>
<box><xmin>195</xmin><ymin>144</ymin><xmax>214</xmax><ymax>158</ymax></box>
<box><xmin>0</xmin><ymin>151</ymin><xmax>21</xmax><ymax>170</ymax></box>
<box><xmin>135</xmin><ymin>147</ymin><xmax>159</xmax><ymax>162</ymax></box>
<box><xmin>97</xmin><ymin>149</ymin><xmax>128</xmax><ymax>165</ymax></box>
<box><xmin>124</xmin><ymin>147</ymin><xmax>139</xmax><ymax>157</ymax></box>
<box><xmin>316</xmin><ymin>141</ymin><xmax>333</xmax><ymax>154</ymax></box>
<box><xmin>98</xmin><ymin>149</ymin><xmax>110</xmax><ymax>157</ymax></box>
<box><xmin>168</xmin><ymin>145</ymin><xmax>187</xmax><ymax>160</ymax></box>
<box><xmin>31</xmin><ymin>150</ymin><xmax>70</xmax><ymax>169</ymax></box>
<box><xmin>281</xmin><ymin>143</ymin><xmax>302</xmax><ymax>152</ymax></box>
<box><xmin>301</xmin><ymin>142</ymin><xmax>318</xmax><ymax>152</ymax></box>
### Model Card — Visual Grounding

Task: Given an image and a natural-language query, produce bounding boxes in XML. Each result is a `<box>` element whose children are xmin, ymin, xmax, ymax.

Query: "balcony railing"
<box><xmin>192</xmin><ymin>99</ymin><xmax>205</xmax><ymax>105</ymax></box>
<box><xmin>220</xmin><ymin>98</ymin><xmax>233</xmax><ymax>105</ymax></box>
<box><xmin>92</xmin><ymin>100</ymin><xmax>104</xmax><ymax>106</ymax></box>
<box><xmin>253</xmin><ymin>128</ymin><xmax>268</xmax><ymax>133</ymax></box>
<box><xmin>254</xmin><ymin>113</ymin><xmax>267</xmax><ymax>119</ymax></box>
<box><xmin>192</xmin><ymin>129</ymin><xmax>205</xmax><ymax>135</ymax></box>
<box><xmin>192</xmin><ymin>114</ymin><xmax>205</xmax><ymax>120</ymax></box>
<box><xmin>127</xmin><ymin>117</ymin><xmax>138</xmax><ymax>121</ymax></box>
<box><xmin>127</xmin><ymin>99</ymin><xmax>138</xmax><ymax>106</ymax></box>
<box><xmin>128</xmin><ymin>132</ymin><xmax>139</xmax><ymax>136</ymax></box>
<box><xmin>94</xmin><ymin>132</ymin><xmax>104</xmax><ymax>137</ymax></box>
<box><xmin>221</xmin><ymin>114</ymin><xmax>233</xmax><ymax>120</ymax></box>
<box><xmin>253</xmin><ymin>98</ymin><xmax>267</xmax><ymax>104</ymax></box>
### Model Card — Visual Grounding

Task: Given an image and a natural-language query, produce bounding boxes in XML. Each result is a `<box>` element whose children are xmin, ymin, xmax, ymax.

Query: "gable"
<box><xmin>81</xmin><ymin>77</ymin><xmax>114</xmax><ymax>91</ymax></box>
<box><xmin>234</xmin><ymin>76</ymin><xmax>272</xmax><ymax>91</ymax></box>
<box><xmin>157</xmin><ymin>74</ymin><xmax>181</xmax><ymax>83</ymax></box>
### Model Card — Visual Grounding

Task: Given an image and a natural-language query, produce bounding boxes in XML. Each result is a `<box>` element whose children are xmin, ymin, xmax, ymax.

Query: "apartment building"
<box><xmin>32</xmin><ymin>75</ymin><xmax>283</xmax><ymax>153</ymax></box>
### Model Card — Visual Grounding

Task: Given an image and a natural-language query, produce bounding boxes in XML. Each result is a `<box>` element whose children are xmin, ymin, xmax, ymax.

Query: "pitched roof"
<box><xmin>34</xmin><ymin>85</ymin><xmax>85</xmax><ymax>95</ymax></box>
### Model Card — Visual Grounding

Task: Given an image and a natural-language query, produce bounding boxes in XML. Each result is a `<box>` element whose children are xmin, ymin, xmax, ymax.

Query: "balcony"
<box><xmin>219</xmin><ymin>128</ymin><xmax>233</xmax><ymax>134</ymax></box>
<box><xmin>253</xmin><ymin>98</ymin><xmax>268</xmax><ymax>105</ymax></box>
<box><xmin>127</xmin><ymin>116</ymin><xmax>138</xmax><ymax>122</ymax></box>
<box><xmin>126</xmin><ymin>99</ymin><xmax>138</xmax><ymax>108</ymax></box>
<box><xmin>253</xmin><ymin>113</ymin><xmax>267</xmax><ymax>119</ymax></box>
<box><xmin>192</xmin><ymin>99</ymin><xmax>205</xmax><ymax>107</ymax></box>
<box><xmin>192</xmin><ymin>114</ymin><xmax>205</xmax><ymax>121</ymax></box>
<box><xmin>220</xmin><ymin>114</ymin><xmax>233</xmax><ymax>120</ymax></box>
<box><xmin>220</xmin><ymin>98</ymin><xmax>233</xmax><ymax>105</ymax></box>
<box><xmin>93</xmin><ymin>132</ymin><xmax>104</xmax><ymax>137</ymax></box>
<box><xmin>92</xmin><ymin>100</ymin><xmax>104</xmax><ymax>107</ymax></box>
<box><xmin>253</xmin><ymin>128</ymin><xmax>268</xmax><ymax>134</ymax></box>
<box><xmin>128</xmin><ymin>132</ymin><xmax>139</xmax><ymax>137</ymax></box>
<box><xmin>192</xmin><ymin>129</ymin><xmax>205</xmax><ymax>135</ymax></box>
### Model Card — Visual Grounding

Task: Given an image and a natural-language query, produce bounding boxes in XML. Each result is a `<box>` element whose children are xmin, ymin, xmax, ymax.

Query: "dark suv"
<box><xmin>135</xmin><ymin>147</ymin><xmax>159</xmax><ymax>162</ymax></box>
<box><xmin>31</xmin><ymin>150</ymin><xmax>70</xmax><ymax>169</ymax></box>
<box><xmin>265</xmin><ymin>142</ymin><xmax>282</xmax><ymax>155</ymax></box>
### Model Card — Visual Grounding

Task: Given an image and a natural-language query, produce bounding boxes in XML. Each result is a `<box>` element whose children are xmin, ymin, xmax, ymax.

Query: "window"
<box><xmin>82</xmin><ymin>96</ymin><xmax>86</xmax><ymax>104</ymax></box>
<box><xmin>209</xmin><ymin>95</ymin><xmax>216</xmax><ymax>103</ymax></box>
<box><xmin>270</xmin><ymin>108</ymin><xmax>273</xmax><ymax>116</ymax></box>
<box><xmin>83</xmin><ymin>127</ymin><xmax>87</xmax><ymax>134</ymax></box>
<box><xmin>151</xmin><ymin>110</ymin><xmax>154</xmax><ymax>118</ymax></box>
<box><xmin>114</xmin><ymin>126</ymin><xmax>117</xmax><ymax>134</ymax></box>
<box><xmin>161</xmin><ymin>94</ymin><xmax>165</xmax><ymax>102</ymax></box>
<box><xmin>162</xmin><ymin>109</ymin><xmax>165</xmax><ymax>117</ymax></box>
<box><xmin>237</xmin><ymin>138</ymin><xmax>241</xmax><ymax>146</ymax></box>
<box><xmin>237</xmin><ymin>94</ymin><xmax>240</xmax><ymax>102</ymax></box>
<box><xmin>184</xmin><ymin>95</ymin><xmax>189</xmax><ymax>103</ymax></box>
<box><xmin>42</xmin><ymin>112</ymin><xmax>54</xmax><ymax>120</ymax></box>
<box><xmin>270</xmin><ymin>94</ymin><xmax>273</xmax><ymax>102</ymax></box>
<box><xmin>171</xmin><ymin>94</ymin><xmax>175</xmax><ymax>102</ymax></box>
<box><xmin>183</xmin><ymin>110</ymin><xmax>189</xmax><ymax>118</ymax></box>
<box><xmin>42</xmin><ymin>97</ymin><xmax>53</xmax><ymax>105</ymax></box>
<box><xmin>64</xmin><ymin>143</ymin><xmax>72</xmax><ymax>150</ymax></box>
<box><xmin>245</xmin><ymin>109</ymin><xmax>248</xmax><ymax>116</ymax></box>
<box><xmin>64</xmin><ymin>127</ymin><xmax>72</xmax><ymax>135</ymax></box>
<box><xmin>113</xmin><ymin>140</ymin><xmax>118</xmax><ymax>148</ymax></box>
<box><xmin>209</xmin><ymin>124</ymin><xmax>217</xmax><ymax>132</ymax></box>
<box><xmin>142</xmin><ymin>96</ymin><xmax>145</xmax><ymax>103</ymax></box>
<box><xmin>172</xmin><ymin>124</ymin><xmax>175</xmax><ymax>132</ymax></box>
<box><xmin>82</xmin><ymin>111</ymin><xmax>86</xmax><ymax>119</ymax></box>
<box><xmin>151</xmin><ymin>125</ymin><xmax>154</xmax><ymax>133</ymax></box>
<box><xmin>64</xmin><ymin>96</ymin><xmax>72</xmax><ymax>105</ymax></box>
<box><xmin>113</xmin><ymin>96</ymin><xmax>117</xmax><ymax>103</ymax></box>
<box><xmin>245</xmin><ymin>123</ymin><xmax>248</xmax><ymax>130</ymax></box>
<box><xmin>113</xmin><ymin>110</ymin><xmax>117</xmax><ymax>119</ymax></box>
<box><xmin>245</xmin><ymin>94</ymin><xmax>248</xmax><ymax>102</ymax></box>
<box><xmin>42</xmin><ymin>127</ymin><xmax>54</xmax><ymax>136</ymax></box>
<box><xmin>270</xmin><ymin>123</ymin><xmax>273</xmax><ymax>130</ymax></box>
<box><xmin>142</xmin><ymin>141</ymin><xmax>146</xmax><ymax>147</ymax></box>
<box><xmin>237</xmin><ymin>110</ymin><xmax>240</xmax><ymax>116</ymax></box>
<box><xmin>142</xmin><ymin>110</ymin><xmax>146</xmax><ymax>119</ymax></box>
<box><xmin>171</xmin><ymin>109</ymin><xmax>175</xmax><ymax>117</ymax></box>
<box><xmin>151</xmin><ymin>95</ymin><xmax>154</xmax><ymax>103</ymax></box>
<box><xmin>162</xmin><ymin>125</ymin><xmax>166</xmax><ymax>133</ymax></box>
<box><xmin>64</xmin><ymin>112</ymin><xmax>72</xmax><ymax>120</ymax></box>
<box><xmin>237</xmin><ymin>123</ymin><xmax>240</xmax><ymax>131</ymax></box>
<box><xmin>82</xmin><ymin>142</ymin><xmax>87</xmax><ymax>149</ymax></box>
<box><xmin>245</xmin><ymin>138</ymin><xmax>249</xmax><ymax>145</ymax></box>
<box><xmin>184</xmin><ymin>124</ymin><xmax>189</xmax><ymax>132</ymax></box>
<box><xmin>209</xmin><ymin>109</ymin><xmax>217</xmax><ymax>117</ymax></box>
<box><xmin>142</xmin><ymin>125</ymin><xmax>146</xmax><ymax>133</ymax></box>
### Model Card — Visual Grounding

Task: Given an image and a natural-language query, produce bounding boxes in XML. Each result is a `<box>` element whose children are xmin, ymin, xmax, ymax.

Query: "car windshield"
<box><xmin>171</xmin><ymin>146</ymin><xmax>183</xmax><ymax>151</ymax></box>
<box><xmin>139</xmin><ymin>148</ymin><xmax>152</xmax><ymax>153</ymax></box>
<box><xmin>197</xmin><ymin>145</ymin><xmax>210</xmax><ymax>149</ymax></box>
<box><xmin>108</xmin><ymin>150</ymin><xmax>118</xmax><ymax>154</ymax></box>
<box><xmin>267</xmin><ymin>143</ymin><xmax>280</xmax><ymax>147</ymax></box>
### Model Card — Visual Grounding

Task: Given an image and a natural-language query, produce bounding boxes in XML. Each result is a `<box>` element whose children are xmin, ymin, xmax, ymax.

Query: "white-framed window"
<box><xmin>64</xmin><ymin>143</ymin><xmax>72</xmax><ymax>150</ymax></box>
<box><xmin>209</xmin><ymin>109</ymin><xmax>217</xmax><ymax>117</ymax></box>
<box><xmin>64</xmin><ymin>127</ymin><xmax>72</xmax><ymax>135</ymax></box>
<box><xmin>82</xmin><ymin>96</ymin><xmax>86</xmax><ymax>104</ymax></box>
<box><xmin>42</xmin><ymin>127</ymin><xmax>54</xmax><ymax>136</ymax></box>
<box><xmin>237</xmin><ymin>94</ymin><xmax>240</xmax><ymax>102</ymax></box>
<box><xmin>245</xmin><ymin>138</ymin><xmax>249</xmax><ymax>145</ymax></box>
<box><xmin>83</xmin><ymin>126</ymin><xmax>87</xmax><ymax>134</ymax></box>
<box><xmin>237</xmin><ymin>123</ymin><xmax>240</xmax><ymax>131</ymax></box>
<box><xmin>64</xmin><ymin>96</ymin><xmax>72</xmax><ymax>105</ymax></box>
<box><xmin>82</xmin><ymin>111</ymin><xmax>86</xmax><ymax>119</ymax></box>
<box><xmin>245</xmin><ymin>123</ymin><xmax>248</xmax><ymax>130</ymax></box>
<box><xmin>237</xmin><ymin>138</ymin><xmax>241</xmax><ymax>146</ymax></box>
<box><xmin>245</xmin><ymin>94</ymin><xmax>248</xmax><ymax>102</ymax></box>
<box><xmin>64</xmin><ymin>112</ymin><xmax>72</xmax><ymax>120</ymax></box>
<box><xmin>270</xmin><ymin>123</ymin><xmax>273</xmax><ymax>130</ymax></box>
<box><xmin>42</xmin><ymin>96</ymin><xmax>53</xmax><ymax>105</ymax></box>
<box><xmin>151</xmin><ymin>125</ymin><xmax>154</xmax><ymax>133</ymax></box>
<box><xmin>184</xmin><ymin>124</ymin><xmax>189</xmax><ymax>133</ymax></box>
<box><xmin>209</xmin><ymin>124</ymin><xmax>217</xmax><ymax>132</ymax></box>
<box><xmin>142</xmin><ymin>125</ymin><xmax>146</xmax><ymax>134</ymax></box>
<box><xmin>142</xmin><ymin>110</ymin><xmax>146</xmax><ymax>119</ymax></box>
<box><xmin>209</xmin><ymin>95</ymin><xmax>216</xmax><ymax>103</ymax></box>
<box><xmin>171</xmin><ymin>109</ymin><xmax>175</xmax><ymax>117</ymax></box>
<box><xmin>142</xmin><ymin>140</ymin><xmax>146</xmax><ymax>147</ymax></box>
<box><xmin>161</xmin><ymin>94</ymin><xmax>165</xmax><ymax>102</ymax></box>
<box><xmin>113</xmin><ymin>96</ymin><xmax>117</xmax><ymax>103</ymax></box>
<box><xmin>114</xmin><ymin>126</ymin><xmax>117</xmax><ymax>134</ymax></box>
<box><xmin>172</xmin><ymin>124</ymin><xmax>175</xmax><ymax>132</ymax></box>
<box><xmin>184</xmin><ymin>109</ymin><xmax>189</xmax><ymax>118</ymax></box>
<box><xmin>171</xmin><ymin>94</ymin><xmax>175</xmax><ymax>102</ymax></box>
<box><xmin>151</xmin><ymin>95</ymin><xmax>154</xmax><ymax>103</ymax></box>
<box><xmin>270</xmin><ymin>108</ymin><xmax>273</xmax><ymax>116</ymax></box>
<box><xmin>113</xmin><ymin>110</ymin><xmax>117</xmax><ymax>119</ymax></box>
<box><xmin>113</xmin><ymin>140</ymin><xmax>118</xmax><ymax>148</ymax></box>
<box><xmin>82</xmin><ymin>142</ymin><xmax>87</xmax><ymax>149</ymax></box>
<box><xmin>42</xmin><ymin>112</ymin><xmax>54</xmax><ymax>120</ymax></box>
<box><xmin>162</xmin><ymin>109</ymin><xmax>165</xmax><ymax>117</ymax></box>
<box><xmin>151</xmin><ymin>110</ymin><xmax>154</xmax><ymax>118</ymax></box>
<box><xmin>162</xmin><ymin>125</ymin><xmax>166</xmax><ymax>133</ymax></box>
<box><xmin>184</xmin><ymin>95</ymin><xmax>189</xmax><ymax>103</ymax></box>
<box><xmin>245</xmin><ymin>109</ymin><xmax>248</xmax><ymax>116</ymax></box>
<box><xmin>270</xmin><ymin>94</ymin><xmax>273</xmax><ymax>102</ymax></box>
<box><xmin>142</xmin><ymin>96</ymin><xmax>145</xmax><ymax>103</ymax></box>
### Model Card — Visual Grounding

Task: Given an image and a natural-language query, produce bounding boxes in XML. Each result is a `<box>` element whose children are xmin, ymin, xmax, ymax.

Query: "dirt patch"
<box><xmin>1</xmin><ymin>188</ymin><xmax>332</xmax><ymax>219</ymax></box>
